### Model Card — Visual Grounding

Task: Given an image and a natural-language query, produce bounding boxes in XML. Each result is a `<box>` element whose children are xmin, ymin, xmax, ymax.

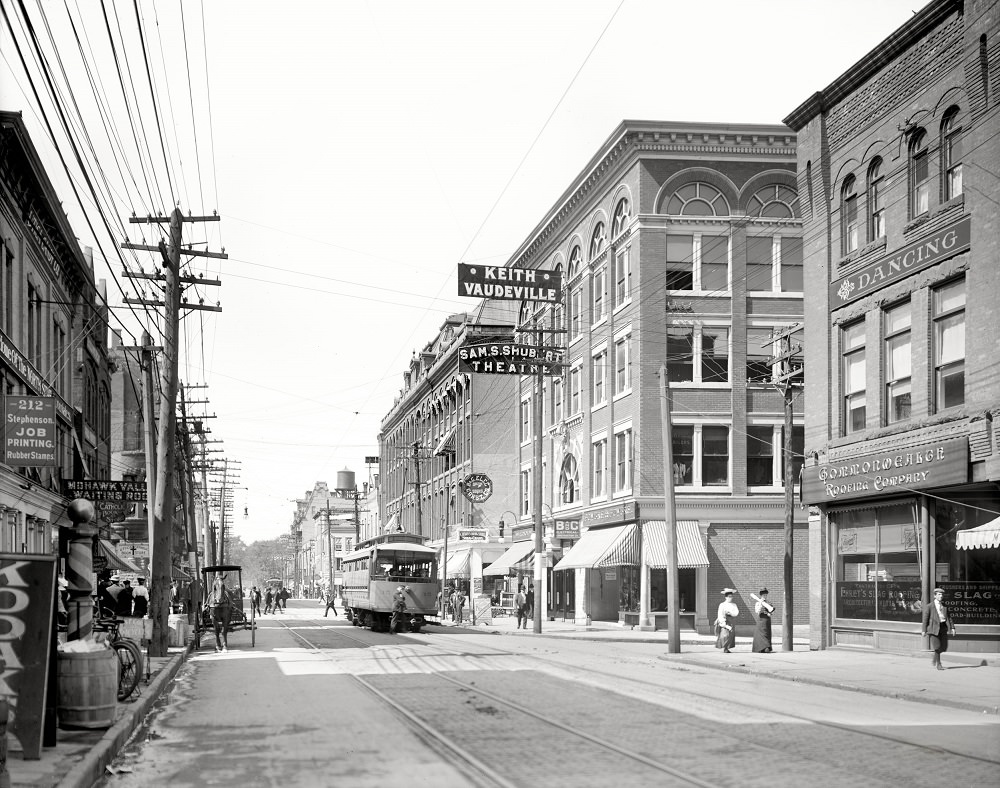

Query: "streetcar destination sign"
<box><xmin>459</xmin><ymin>341</ymin><xmax>565</xmax><ymax>376</ymax></box>
<box><xmin>457</xmin><ymin>264</ymin><xmax>562</xmax><ymax>303</ymax></box>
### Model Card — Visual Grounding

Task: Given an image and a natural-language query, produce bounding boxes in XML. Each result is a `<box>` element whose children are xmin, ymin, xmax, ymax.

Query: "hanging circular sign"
<box><xmin>461</xmin><ymin>473</ymin><xmax>493</xmax><ymax>503</ymax></box>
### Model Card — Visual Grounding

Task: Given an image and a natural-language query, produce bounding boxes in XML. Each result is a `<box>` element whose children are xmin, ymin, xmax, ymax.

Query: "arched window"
<box><xmin>665</xmin><ymin>182</ymin><xmax>730</xmax><ymax>216</ymax></box>
<box><xmin>867</xmin><ymin>158</ymin><xmax>885</xmax><ymax>241</ymax></box>
<box><xmin>841</xmin><ymin>175</ymin><xmax>859</xmax><ymax>255</ymax></box>
<box><xmin>909</xmin><ymin>129</ymin><xmax>930</xmax><ymax>217</ymax></box>
<box><xmin>518</xmin><ymin>300</ymin><xmax>533</xmax><ymax>330</ymax></box>
<box><xmin>552</xmin><ymin>263</ymin><xmax>564</xmax><ymax>332</ymax></box>
<box><xmin>941</xmin><ymin>108</ymin><xmax>963</xmax><ymax>201</ymax></box>
<box><xmin>745</xmin><ymin>184</ymin><xmax>799</xmax><ymax>219</ymax></box>
<box><xmin>559</xmin><ymin>454</ymin><xmax>580</xmax><ymax>504</ymax></box>
<box><xmin>589</xmin><ymin>223</ymin><xmax>607</xmax><ymax>260</ymax></box>
<box><xmin>611</xmin><ymin>198</ymin><xmax>631</xmax><ymax>238</ymax></box>
<box><xmin>567</xmin><ymin>245</ymin><xmax>582</xmax><ymax>280</ymax></box>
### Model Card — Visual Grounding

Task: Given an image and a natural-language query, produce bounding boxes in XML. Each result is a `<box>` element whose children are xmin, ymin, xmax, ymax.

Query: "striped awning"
<box><xmin>96</xmin><ymin>538</ymin><xmax>142</xmax><ymax>574</ymax></box>
<box><xmin>483</xmin><ymin>541</ymin><xmax>534</xmax><ymax>576</ymax></box>
<box><xmin>642</xmin><ymin>521</ymin><xmax>710</xmax><ymax>568</ymax></box>
<box><xmin>956</xmin><ymin>516</ymin><xmax>1000</xmax><ymax>550</ymax></box>
<box><xmin>445</xmin><ymin>549</ymin><xmax>471</xmax><ymax>579</ymax></box>
<box><xmin>554</xmin><ymin>524</ymin><xmax>634</xmax><ymax>571</ymax></box>
<box><xmin>596</xmin><ymin>523</ymin><xmax>639</xmax><ymax>568</ymax></box>
<box><xmin>434</xmin><ymin>427</ymin><xmax>457</xmax><ymax>456</ymax></box>
<box><xmin>511</xmin><ymin>550</ymin><xmax>553</xmax><ymax>571</ymax></box>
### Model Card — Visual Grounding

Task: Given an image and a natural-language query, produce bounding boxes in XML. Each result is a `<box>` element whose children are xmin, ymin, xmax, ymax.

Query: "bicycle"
<box><xmin>93</xmin><ymin>616</ymin><xmax>143</xmax><ymax>701</ymax></box>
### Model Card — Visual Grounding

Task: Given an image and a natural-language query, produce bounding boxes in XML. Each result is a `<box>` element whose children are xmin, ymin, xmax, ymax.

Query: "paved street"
<box><xmin>80</xmin><ymin>603</ymin><xmax>999</xmax><ymax>788</ymax></box>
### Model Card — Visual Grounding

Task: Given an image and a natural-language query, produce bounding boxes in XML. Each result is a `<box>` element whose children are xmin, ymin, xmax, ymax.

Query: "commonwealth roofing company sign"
<box><xmin>802</xmin><ymin>437</ymin><xmax>968</xmax><ymax>505</ymax></box>
<box><xmin>829</xmin><ymin>217</ymin><xmax>970</xmax><ymax>308</ymax></box>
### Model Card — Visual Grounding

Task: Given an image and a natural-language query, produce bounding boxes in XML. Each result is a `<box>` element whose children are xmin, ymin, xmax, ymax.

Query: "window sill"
<box><xmin>665</xmin><ymin>290</ymin><xmax>730</xmax><ymax>297</ymax></box>
<box><xmin>591</xmin><ymin>317</ymin><xmax>608</xmax><ymax>333</ymax></box>
<box><xmin>591</xmin><ymin>400</ymin><xmax>607</xmax><ymax>414</ymax></box>
<box><xmin>612</xmin><ymin>489</ymin><xmax>633</xmax><ymax>500</ymax></box>
<box><xmin>675</xmin><ymin>486</ymin><xmax>734</xmax><ymax>494</ymax></box>
<box><xmin>748</xmin><ymin>290</ymin><xmax>804</xmax><ymax>298</ymax></box>
<box><xmin>612</xmin><ymin>300</ymin><xmax>632</xmax><ymax>316</ymax></box>
<box><xmin>613</xmin><ymin>389</ymin><xmax>632</xmax><ymax>403</ymax></box>
<box><xmin>568</xmin><ymin>334</ymin><xmax>585</xmax><ymax>348</ymax></box>
<box><xmin>665</xmin><ymin>382</ymin><xmax>732</xmax><ymax>389</ymax></box>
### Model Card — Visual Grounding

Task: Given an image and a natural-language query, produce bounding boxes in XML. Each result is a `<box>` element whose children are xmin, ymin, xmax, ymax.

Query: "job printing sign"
<box><xmin>3</xmin><ymin>396</ymin><xmax>57</xmax><ymax>467</ymax></box>
<box><xmin>829</xmin><ymin>216</ymin><xmax>970</xmax><ymax>308</ymax></box>
<box><xmin>802</xmin><ymin>437</ymin><xmax>969</xmax><ymax>504</ymax></box>
<box><xmin>457</xmin><ymin>263</ymin><xmax>562</xmax><ymax>303</ymax></box>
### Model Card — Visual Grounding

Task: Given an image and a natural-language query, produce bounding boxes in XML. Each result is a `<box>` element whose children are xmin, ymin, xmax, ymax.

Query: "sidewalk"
<box><xmin>7</xmin><ymin>646</ymin><xmax>189</xmax><ymax>788</ymax></box>
<box><xmin>446</xmin><ymin>613</ymin><xmax>1000</xmax><ymax>716</ymax></box>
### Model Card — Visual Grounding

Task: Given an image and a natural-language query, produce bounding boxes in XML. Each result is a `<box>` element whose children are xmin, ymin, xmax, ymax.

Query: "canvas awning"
<box><xmin>642</xmin><ymin>521</ymin><xmax>711</xmax><ymax>568</ymax></box>
<box><xmin>96</xmin><ymin>538</ymin><xmax>142</xmax><ymax>574</ymax></box>
<box><xmin>434</xmin><ymin>427</ymin><xmax>457</xmax><ymax>456</ymax></box>
<box><xmin>483</xmin><ymin>541</ymin><xmax>535</xmax><ymax>576</ymax></box>
<box><xmin>554</xmin><ymin>524</ymin><xmax>634</xmax><ymax>571</ymax></box>
<box><xmin>956</xmin><ymin>516</ymin><xmax>1000</xmax><ymax>550</ymax></box>
<box><xmin>445</xmin><ymin>549</ymin><xmax>471</xmax><ymax>578</ymax></box>
<box><xmin>596</xmin><ymin>524</ymin><xmax>639</xmax><ymax>568</ymax></box>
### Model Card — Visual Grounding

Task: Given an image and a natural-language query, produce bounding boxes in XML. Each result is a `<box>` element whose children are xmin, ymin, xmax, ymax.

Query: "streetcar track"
<box><xmin>274</xmin><ymin>615</ymin><xmax>1000</xmax><ymax>771</ymax></box>
<box><xmin>277</xmin><ymin>617</ymin><xmax>719</xmax><ymax>787</ymax></box>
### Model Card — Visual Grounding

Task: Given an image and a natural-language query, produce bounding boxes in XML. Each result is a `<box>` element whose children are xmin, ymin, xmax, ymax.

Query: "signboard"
<box><xmin>461</xmin><ymin>473</ymin><xmax>493</xmax><ymax>503</ymax></box>
<box><xmin>457</xmin><ymin>527</ymin><xmax>488</xmax><ymax>542</ymax></box>
<box><xmin>457</xmin><ymin>264</ymin><xmax>562</xmax><ymax>303</ymax></box>
<box><xmin>364</xmin><ymin>456</ymin><xmax>379</xmax><ymax>465</ymax></box>
<box><xmin>582</xmin><ymin>501</ymin><xmax>639</xmax><ymax>528</ymax></box>
<box><xmin>3</xmin><ymin>396</ymin><xmax>57</xmax><ymax>466</ymax></box>
<box><xmin>554</xmin><ymin>520</ymin><xmax>581</xmax><ymax>540</ymax></box>
<box><xmin>459</xmin><ymin>341</ymin><xmax>565</xmax><ymax>376</ymax></box>
<box><xmin>802</xmin><ymin>438</ymin><xmax>968</xmax><ymax>504</ymax></box>
<box><xmin>64</xmin><ymin>479</ymin><xmax>148</xmax><ymax>502</ymax></box>
<box><xmin>0</xmin><ymin>553</ymin><xmax>57</xmax><ymax>760</ymax></box>
<box><xmin>0</xmin><ymin>330</ymin><xmax>73</xmax><ymax>422</ymax></box>
<box><xmin>830</xmin><ymin>216</ymin><xmax>970</xmax><ymax>308</ymax></box>
<box><xmin>943</xmin><ymin>581</ymin><xmax>1000</xmax><ymax>626</ymax></box>
<box><xmin>834</xmin><ymin>580</ymin><xmax>1000</xmax><ymax>626</ymax></box>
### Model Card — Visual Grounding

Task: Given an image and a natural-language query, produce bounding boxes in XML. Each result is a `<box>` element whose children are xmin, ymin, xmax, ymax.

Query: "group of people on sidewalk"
<box><xmin>715</xmin><ymin>584</ymin><xmax>957</xmax><ymax>668</ymax></box>
<box><xmin>435</xmin><ymin>585</ymin><xmax>468</xmax><ymax>623</ymax></box>
<box><xmin>97</xmin><ymin>573</ymin><xmax>150</xmax><ymax>618</ymax></box>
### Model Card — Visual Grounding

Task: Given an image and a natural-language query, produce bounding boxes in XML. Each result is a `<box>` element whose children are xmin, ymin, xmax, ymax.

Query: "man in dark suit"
<box><xmin>921</xmin><ymin>587</ymin><xmax>956</xmax><ymax>670</ymax></box>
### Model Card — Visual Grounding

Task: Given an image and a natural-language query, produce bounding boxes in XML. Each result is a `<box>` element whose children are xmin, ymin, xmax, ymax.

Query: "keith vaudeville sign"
<box><xmin>829</xmin><ymin>216</ymin><xmax>970</xmax><ymax>308</ymax></box>
<box><xmin>458</xmin><ymin>264</ymin><xmax>562</xmax><ymax>303</ymax></box>
<box><xmin>801</xmin><ymin>437</ymin><xmax>968</xmax><ymax>504</ymax></box>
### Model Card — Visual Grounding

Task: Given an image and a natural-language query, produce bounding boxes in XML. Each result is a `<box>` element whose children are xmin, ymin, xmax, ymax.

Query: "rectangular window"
<box><xmin>552</xmin><ymin>377</ymin><xmax>563</xmax><ymax>424</ymax></box>
<box><xmin>869</xmin><ymin>173</ymin><xmax>886</xmax><ymax>240</ymax></box>
<box><xmin>614</xmin><ymin>247</ymin><xmax>630</xmax><ymax>307</ymax></box>
<box><xmin>592</xmin><ymin>349</ymin><xmax>607</xmax><ymax>406</ymax></box>
<box><xmin>747</xmin><ymin>425</ymin><xmax>775</xmax><ymax>487</ymax></box>
<box><xmin>701</xmin><ymin>235</ymin><xmax>728</xmax><ymax>292</ymax></box>
<box><xmin>746</xmin><ymin>236</ymin><xmax>773</xmax><ymax>292</ymax></box>
<box><xmin>746</xmin><ymin>328</ymin><xmax>774</xmax><ymax>384</ymax></box>
<box><xmin>780</xmin><ymin>237</ymin><xmax>803</xmax><ymax>292</ymax></box>
<box><xmin>702</xmin><ymin>426</ymin><xmax>729</xmax><ymax>486</ymax></box>
<box><xmin>569</xmin><ymin>287</ymin><xmax>584</xmax><ymax>340</ymax></box>
<box><xmin>666</xmin><ymin>327</ymin><xmax>693</xmax><ymax>383</ymax></box>
<box><xmin>665</xmin><ymin>234</ymin><xmax>693</xmax><ymax>290</ymax></box>
<box><xmin>614</xmin><ymin>333</ymin><xmax>631</xmax><ymax>395</ymax></box>
<box><xmin>520</xmin><ymin>469</ymin><xmax>531</xmax><ymax>516</ymax></box>
<box><xmin>672</xmin><ymin>425</ymin><xmax>694</xmax><ymax>486</ymax></box>
<box><xmin>933</xmin><ymin>278</ymin><xmax>965</xmax><ymax>411</ymax></box>
<box><xmin>843</xmin><ymin>320</ymin><xmax>866</xmax><ymax>434</ymax></box>
<box><xmin>913</xmin><ymin>149</ymin><xmax>930</xmax><ymax>216</ymax></box>
<box><xmin>569</xmin><ymin>364</ymin><xmax>582</xmax><ymax>416</ymax></box>
<box><xmin>592</xmin><ymin>438</ymin><xmax>607</xmax><ymax>498</ymax></box>
<box><xmin>884</xmin><ymin>301</ymin><xmax>912</xmax><ymax>424</ymax></box>
<box><xmin>844</xmin><ymin>191</ymin><xmax>859</xmax><ymax>253</ymax></box>
<box><xmin>520</xmin><ymin>398</ymin><xmax>531</xmax><ymax>444</ymax></box>
<box><xmin>701</xmin><ymin>327</ymin><xmax>729</xmax><ymax>383</ymax></box>
<box><xmin>782</xmin><ymin>425</ymin><xmax>805</xmax><ymax>488</ymax></box>
<box><xmin>614</xmin><ymin>428</ymin><xmax>632</xmax><ymax>493</ymax></box>
<box><xmin>592</xmin><ymin>266</ymin><xmax>607</xmax><ymax>323</ymax></box>
<box><xmin>2</xmin><ymin>244</ymin><xmax>12</xmax><ymax>335</ymax></box>
<box><xmin>945</xmin><ymin>127</ymin><xmax>963</xmax><ymax>200</ymax></box>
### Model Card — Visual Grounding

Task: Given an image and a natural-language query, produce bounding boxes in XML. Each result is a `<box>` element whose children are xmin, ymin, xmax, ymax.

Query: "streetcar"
<box><xmin>341</xmin><ymin>532</ymin><xmax>439</xmax><ymax>632</ymax></box>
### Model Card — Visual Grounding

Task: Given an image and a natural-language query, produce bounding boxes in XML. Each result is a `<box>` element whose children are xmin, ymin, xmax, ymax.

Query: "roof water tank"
<box><xmin>337</xmin><ymin>468</ymin><xmax>356</xmax><ymax>492</ymax></box>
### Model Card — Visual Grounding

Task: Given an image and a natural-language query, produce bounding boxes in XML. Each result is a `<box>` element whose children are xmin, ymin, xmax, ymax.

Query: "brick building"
<box><xmin>785</xmin><ymin>0</ymin><xmax>1000</xmax><ymax>652</ymax></box>
<box><xmin>0</xmin><ymin>111</ymin><xmax>114</xmax><ymax>557</ymax></box>
<box><xmin>378</xmin><ymin>307</ymin><xmax>519</xmax><ymax>601</ymax></box>
<box><xmin>497</xmin><ymin>120</ymin><xmax>807</xmax><ymax>634</ymax></box>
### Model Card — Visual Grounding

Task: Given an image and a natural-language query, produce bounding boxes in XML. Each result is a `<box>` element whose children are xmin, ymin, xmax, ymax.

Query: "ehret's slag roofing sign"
<box><xmin>458</xmin><ymin>264</ymin><xmax>562</xmax><ymax>303</ymax></box>
<box><xmin>829</xmin><ymin>216</ymin><xmax>970</xmax><ymax>308</ymax></box>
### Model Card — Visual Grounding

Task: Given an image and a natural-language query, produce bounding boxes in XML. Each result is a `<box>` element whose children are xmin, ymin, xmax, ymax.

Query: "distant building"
<box><xmin>784</xmin><ymin>0</ymin><xmax>1000</xmax><ymax>651</ymax></box>
<box><xmin>378</xmin><ymin>308</ymin><xmax>519</xmax><ymax>598</ymax></box>
<box><xmin>0</xmin><ymin>111</ymin><xmax>113</xmax><ymax>555</ymax></box>
<box><xmin>501</xmin><ymin>119</ymin><xmax>806</xmax><ymax>633</ymax></box>
<box><xmin>292</xmin><ymin>481</ymin><xmax>357</xmax><ymax>596</ymax></box>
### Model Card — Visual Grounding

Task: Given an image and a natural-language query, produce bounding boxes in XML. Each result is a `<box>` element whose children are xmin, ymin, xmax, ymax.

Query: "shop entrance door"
<box><xmin>550</xmin><ymin>568</ymin><xmax>575</xmax><ymax>620</ymax></box>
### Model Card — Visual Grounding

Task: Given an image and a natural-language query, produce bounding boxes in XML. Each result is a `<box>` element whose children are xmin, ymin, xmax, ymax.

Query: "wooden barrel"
<box><xmin>57</xmin><ymin>649</ymin><xmax>117</xmax><ymax>729</ymax></box>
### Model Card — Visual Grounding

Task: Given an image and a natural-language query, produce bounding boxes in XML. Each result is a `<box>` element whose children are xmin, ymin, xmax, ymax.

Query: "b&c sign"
<box><xmin>801</xmin><ymin>437</ymin><xmax>968</xmax><ymax>505</ymax></box>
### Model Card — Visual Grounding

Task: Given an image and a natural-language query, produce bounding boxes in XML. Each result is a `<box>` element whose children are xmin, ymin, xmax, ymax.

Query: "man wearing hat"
<box><xmin>389</xmin><ymin>586</ymin><xmax>407</xmax><ymax>634</ymax></box>
<box><xmin>921</xmin><ymin>588</ymin><xmax>956</xmax><ymax>670</ymax></box>
<box><xmin>715</xmin><ymin>588</ymin><xmax>739</xmax><ymax>653</ymax></box>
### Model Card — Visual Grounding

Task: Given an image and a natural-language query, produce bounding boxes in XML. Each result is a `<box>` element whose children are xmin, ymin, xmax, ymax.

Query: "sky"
<box><xmin>1</xmin><ymin>0</ymin><xmax>921</xmax><ymax>543</ymax></box>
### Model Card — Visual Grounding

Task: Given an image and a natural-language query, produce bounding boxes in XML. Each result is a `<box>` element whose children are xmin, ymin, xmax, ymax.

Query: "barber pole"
<box><xmin>65</xmin><ymin>499</ymin><xmax>97</xmax><ymax>641</ymax></box>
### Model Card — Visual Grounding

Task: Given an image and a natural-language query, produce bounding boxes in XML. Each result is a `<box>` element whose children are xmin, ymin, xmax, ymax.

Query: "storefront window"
<box><xmin>619</xmin><ymin>566</ymin><xmax>639</xmax><ymax>613</ymax></box>
<box><xmin>835</xmin><ymin>501</ymin><xmax>921</xmax><ymax>622</ymax></box>
<box><xmin>934</xmin><ymin>491</ymin><xmax>1000</xmax><ymax>626</ymax></box>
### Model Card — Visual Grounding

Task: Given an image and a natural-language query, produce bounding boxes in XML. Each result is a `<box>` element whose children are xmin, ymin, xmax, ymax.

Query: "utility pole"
<box><xmin>178</xmin><ymin>384</ymin><xmax>202</xmax><ymax>616</ymax></box>
<box><xmin>218</xmin><ymin>458</ymin><xmax>229</xmax><ymax>565</ymax></box>
<box><xmin>140</xmin><ymin>332</ymin><xmax>158</xmax><ymax>557</ymax></box>
<box><xmin>412</xmin><ymin>442</ymin><xmax>423</xmax><ymax>536</ymax></box>
<box><xmin>770</xmin><ymin>324</ymin><xmax>804</xmax><ymax>652</ymax></box>
<box><xmin>659</xmin><ymin>366</ymin><xmax>680</xmax><ymax>653</ymax></box>
<box><xmin>532</xmin><ymin>323</ymin><xmax>544</xmax><ymax>635</ymax></box>
<box><xmin>122</xmin><ymin>208</ymin><xmax>225</xmax><ymax>657</ymax></box>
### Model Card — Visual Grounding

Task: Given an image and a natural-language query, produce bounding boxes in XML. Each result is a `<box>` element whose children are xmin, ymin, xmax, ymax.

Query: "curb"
<box><xmin>56</xmin><ymin>647</ymin><xmax>190</xmax><ymax>788</ymax></box>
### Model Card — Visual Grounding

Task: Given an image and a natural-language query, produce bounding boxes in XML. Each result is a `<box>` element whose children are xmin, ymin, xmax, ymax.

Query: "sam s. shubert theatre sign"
<box><xmin>802</xmin><ymin>437</ymin><xmax>968</xmax><ymax>505</ymax></box>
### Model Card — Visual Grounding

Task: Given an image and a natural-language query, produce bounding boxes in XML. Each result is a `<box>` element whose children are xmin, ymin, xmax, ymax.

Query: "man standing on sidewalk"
<box><xmin>922</xmin><ymin>588</ymin><xmax>956</xmax><ymax>670</ymax></box>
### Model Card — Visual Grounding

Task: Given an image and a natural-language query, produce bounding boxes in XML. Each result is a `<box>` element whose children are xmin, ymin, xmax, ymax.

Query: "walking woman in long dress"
<box><xmin>715</xmin><ymin>588</ymin><xmax>738</xmax><ymax>653</ymax></box>
<box><xmin>752</xmin><ymin>588</ymin><xmax>774</xmax><ymax>653</ymax></box>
